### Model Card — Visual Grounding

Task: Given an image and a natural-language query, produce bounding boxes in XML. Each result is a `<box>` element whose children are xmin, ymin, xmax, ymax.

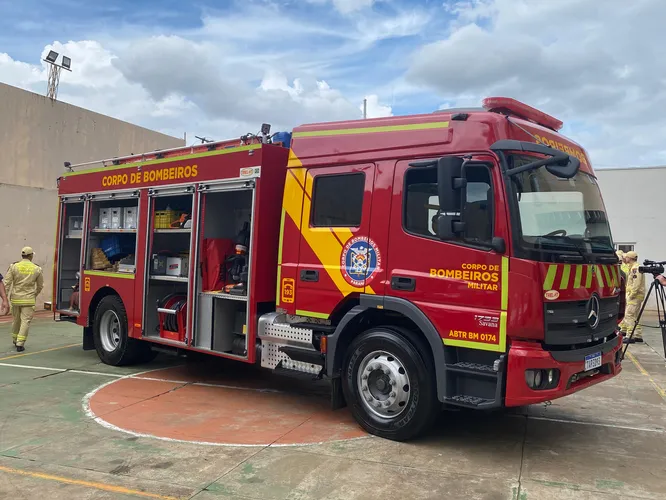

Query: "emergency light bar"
<box><xmin>482</xmin><ymin>97</ymin><xmax>563</xmax><ymax>132</ymax></box>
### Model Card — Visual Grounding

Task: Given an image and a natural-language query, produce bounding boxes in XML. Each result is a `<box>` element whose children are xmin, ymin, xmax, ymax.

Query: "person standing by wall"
<box><xmin>3</xmin><ymin>247</ymin><xmax>44</xmax><ymax>352</ymax></box>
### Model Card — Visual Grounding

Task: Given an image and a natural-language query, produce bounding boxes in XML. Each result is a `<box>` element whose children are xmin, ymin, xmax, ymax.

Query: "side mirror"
<box><xmin>545</xmin><ymin>156</ymin><xmax>580</xmax><ymax>179</ymax></box>
<box><xmin>436</xmin><ymin>156</ymin><xmax>466</xmax><ymax>240</ymax></box>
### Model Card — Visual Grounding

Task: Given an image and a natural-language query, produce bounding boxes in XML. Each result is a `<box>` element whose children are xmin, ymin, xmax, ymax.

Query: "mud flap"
<box><xmin>82</xmin><ymin>326</ymin><xmax>95</xmax><ymax>351</ymax></box>
<box><xmin>331</xmin><ymin>376</ymin><xmax>347</xmax><ymax>410</ymax></box>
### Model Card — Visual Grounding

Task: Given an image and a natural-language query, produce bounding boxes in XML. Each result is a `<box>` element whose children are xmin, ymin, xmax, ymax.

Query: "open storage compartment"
<box><xmin>85</xmin><ymin>191</ymin><xmax>140</xmax><ymax>275</ymax></box>
<box><xmin>143</xmin><ymin>188</ymin><xmax>194</xmax><ymax>344</ymax></box>
<box><xmin>56</xmin><ymin>197</ymin><xmax>85</xmax><ymax>313</ymax></box>
<box><xmin>193</xmin><ymin>184</ymin><xmax>254</xmax><ymax>358</ymax></box>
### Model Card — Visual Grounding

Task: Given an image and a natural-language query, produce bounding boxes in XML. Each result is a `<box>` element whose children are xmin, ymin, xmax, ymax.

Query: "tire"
<box><xmin>341</xmin><ymin>326</ymin><xmax>438</xmax><ymax>441</ymax></box>
<box><xmin>92</xmin><ymin>295</ymin><xmax>144</xmax><ymax>366</ymax></box>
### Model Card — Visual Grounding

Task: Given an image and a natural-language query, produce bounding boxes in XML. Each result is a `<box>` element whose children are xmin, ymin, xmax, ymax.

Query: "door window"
<box><xmin>311</xmin><ymin>172</ymin><xmax>365</xmax><ymax>227</ymax></box>
<box><xmin>404</xmin><ymin>164</ymin><xmax>494</xmax><ymax>245</ymax></box>
<box><xmin>616</xmin><ymin>244</ymin><xmax>634</xmax><ymax>253</ymax></box>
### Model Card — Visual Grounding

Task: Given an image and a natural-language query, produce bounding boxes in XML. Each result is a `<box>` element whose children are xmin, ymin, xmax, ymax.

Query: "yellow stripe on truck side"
<box><xmin>444</xmin><ymin>256</ymin><xmax>509</xmax><ymax>353</ymax></box>
<box><xmin>292</xmin><ymin>121</ymin><xmax>450</xmax><ymax>138</ymax></box>
<box><xmin>499</xmin><ymin>256</ymin><xmax>509</xmax><ymax>351</ymax></box>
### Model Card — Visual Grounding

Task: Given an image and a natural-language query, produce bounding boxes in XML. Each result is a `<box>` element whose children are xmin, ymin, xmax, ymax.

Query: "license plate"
<box><xmin>584</xmin><ymin>352</ymin><xmax>602</xmax><ymax>371</ymax></box>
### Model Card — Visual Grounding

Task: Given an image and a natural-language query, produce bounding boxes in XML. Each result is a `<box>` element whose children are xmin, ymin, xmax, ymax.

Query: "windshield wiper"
<box><xmin>536</xmin><ymin>234</ymin><xmax>591</xmax><ymax>263</ymax></box>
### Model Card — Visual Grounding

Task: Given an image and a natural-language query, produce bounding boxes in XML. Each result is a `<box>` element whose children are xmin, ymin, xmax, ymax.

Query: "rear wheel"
<box><xmin>341</xmin><ymin>326</ymin><xmax>438</xmax><ymax>441</ymax></box>
<box><xmin>93</xmin><ymin>295</ymin><xmax>147</xmax><ymax>366</ymax></box>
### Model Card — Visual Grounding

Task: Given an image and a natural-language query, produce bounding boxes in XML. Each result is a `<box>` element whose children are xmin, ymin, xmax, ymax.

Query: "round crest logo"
<box><xmin>341</xmin><ymin>237</ymin><xmax>381</xmax><ymax>287</ymax></box>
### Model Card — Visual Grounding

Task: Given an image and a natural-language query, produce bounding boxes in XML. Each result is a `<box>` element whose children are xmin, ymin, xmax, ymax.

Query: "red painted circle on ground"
<box><xmin>88</xmin><ymin>363</ymin><xmax>367</xmax><ymax>445</ymax></box>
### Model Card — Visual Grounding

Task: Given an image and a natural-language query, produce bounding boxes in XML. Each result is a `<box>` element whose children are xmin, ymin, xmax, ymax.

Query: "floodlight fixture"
<box><xmin>43</xmin><ymin>50</ymin><xmax>72</xmax><ymax>100</ymax></box>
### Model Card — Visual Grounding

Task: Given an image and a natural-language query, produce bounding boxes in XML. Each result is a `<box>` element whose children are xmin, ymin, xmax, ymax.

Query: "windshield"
<box><xmin>508</xmin><ymin>154</ymin><xmax>614</xmax><ymax>260</ymax></box>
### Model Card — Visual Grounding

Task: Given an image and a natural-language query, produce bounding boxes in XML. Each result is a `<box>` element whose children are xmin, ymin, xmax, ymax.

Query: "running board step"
<box><xmin>446</xmin><ymin>362</ymin><xmax>498</xmax><ymax>378</ymax></box>
<box><xmin>289</xmin><ymin>322</ymin><xmax>336</xmax><ymax>334</ymax></box>
<box><xmin>446</xmin><ymin>395</ymin><xmax>496</xmax><ymax>408</ymax></box>
<box><xmin>279</xmin><ymin>345</ymin><xmax>324</xmax><ymax>366</ymax></box>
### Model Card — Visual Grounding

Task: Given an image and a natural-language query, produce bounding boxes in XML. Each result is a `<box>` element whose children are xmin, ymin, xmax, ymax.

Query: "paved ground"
<box><xmin>0</xmin><ymin>315</ymin><xmax>665</xmax><ymax>499</ymax></box>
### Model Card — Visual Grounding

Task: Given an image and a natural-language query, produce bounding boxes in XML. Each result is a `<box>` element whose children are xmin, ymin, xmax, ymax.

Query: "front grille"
<box><xmin>544</xmin><ymin>297</ymin><xmax>619</xmax><ymax>346</ymax></box>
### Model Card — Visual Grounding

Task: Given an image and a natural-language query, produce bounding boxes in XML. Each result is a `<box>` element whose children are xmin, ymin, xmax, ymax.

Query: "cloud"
<box><xmin>113</xmin><ymin>35</ymin><xmax>361</xmax><ymax>130</ymax></box>
<box><xmin>406</xmin><ymin>0</ymin><xmax>666</xmax><ymax>167</ymax></box>
<box><xmin>306</xmin><ymin>0</ymin><xmax>375</xmax><ymax>15</ymax></box>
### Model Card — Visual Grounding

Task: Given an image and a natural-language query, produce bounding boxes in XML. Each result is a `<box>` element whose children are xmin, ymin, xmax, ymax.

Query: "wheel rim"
<box><xmin>99</xmin><ymin>310</ymin><xmax>122</xmax><ymax>353</ymax></box>
<box><xmin>356</xmin><ymin>350</ymin><xmax>411</xmax><ymax>419</ymax></box>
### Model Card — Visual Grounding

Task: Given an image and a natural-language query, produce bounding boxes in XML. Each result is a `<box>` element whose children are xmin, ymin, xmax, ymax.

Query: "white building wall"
<box><xmin>596</xmin><ymin>166</ymin><xmax>666</xmax><ymax>310</ymax></box>
<box><xmin>0</xmin><ymin>82</ymin><xmax>185</xmax><ymax>308</ymax></box>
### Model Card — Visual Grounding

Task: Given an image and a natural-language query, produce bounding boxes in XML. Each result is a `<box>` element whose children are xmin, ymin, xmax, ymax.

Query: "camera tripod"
<box><xmin>621</xmin><ymin>274</ymin><xmax>666</xmax><ymax>360</ymax></box>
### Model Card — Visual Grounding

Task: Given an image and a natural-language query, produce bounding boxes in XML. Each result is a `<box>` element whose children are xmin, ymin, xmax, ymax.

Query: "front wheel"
<box><xmin>93</xmin><ymin>295</ymin><xmax>148</xmax><ymax>366</ymax></box>
<box><xmin>341</xmin><ymin>327</ymin><xmax>438</xmax><ymax>441</ymax></box>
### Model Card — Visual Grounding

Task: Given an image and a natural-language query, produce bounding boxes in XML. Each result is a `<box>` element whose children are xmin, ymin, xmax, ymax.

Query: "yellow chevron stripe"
<box><xmin>559</xmin><ymin>264</ymin><xmax>571</xmax><ymax>289</ymax></box>
<box><xmin>543</xmin><ymin>265</ymin><xmax>557</xmax><ymax>290</ymax></box>
<box><xmin>594</xmin><ymin>265</ymin><xmax>604</xmax><ymax>288</ymax></box>
<box><xmin>611</xmin><ymin>266</ymin><xmax>620</xmax><ymax>287</ymax></box>
<box><xmin>585</xmin><ymin>265</ymin><xmax>593</xmax><ymax>288</ymax></box>
<box><xmin>573</xmin><ymin>264</ymin><xmax>583</xmax><ymax>288</ymax></box>
<box><xmin>602</xmin><ymin>265</ymin><xmax>612</xmax><ymax>287</ymax></box>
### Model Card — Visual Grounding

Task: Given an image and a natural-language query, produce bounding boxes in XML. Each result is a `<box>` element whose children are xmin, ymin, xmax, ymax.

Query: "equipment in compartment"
<box><xmin>170</xmin><ymin>212</ymin><xmax>191</xmax><ymax>229</ymax></box>
<box><xmin>157</xmin><ymin>294</ymin><xmax>187</xmax><ymax>342</ymax></box>
<box><xmin>123</xmin><ymin>207</ymin><xmax>137</xmax><ymax>229</ymax></box>
<box><xmin>110</xmin><ymin>207</ymin><xmax>124</xmax><ymax>229</ymax></box>
<box><xmin>118</xmin><ymin>255</ymin><xmax>136</xmax><ymax>273</ymax></box>
<box><xmin>201</xmin><ymin>238</ymin><xmax>235</xmax><ymax>291</ymax></box>
<box><xmin>68</xmin><ymin>216</ymin><xmax>83</xmax><ymax>237</ymax></box>
<box><xmin>154</xmin><ymin>205</ymin><xmax>192</xmax><ymax>229</ymax></box>
<box><xmin>166</xmin><ymin>254</ymin><xmax>189</xmax><ymax>277</ymax></box>
<box><xmin>91</xmin><ymin>248</ymin><xmax>111</xmax><ymax>270</ymax></box>
<box><xmin>151</xmin><ymin>253</ymin><xmax>168</xmax><ymax>275</ymax></box>
<box><xmin>99</xmin><ymin>208</ymin><xmax>110</xmax><ymax>229</ymax></box>
<box><xmin>223</xmin><ymin>221</ymin><xmax>250</xmax><ymax>296</ymax></box>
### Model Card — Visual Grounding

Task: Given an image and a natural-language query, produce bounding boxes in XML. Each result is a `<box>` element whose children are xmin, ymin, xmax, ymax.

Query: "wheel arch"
<box><xmin>327</xmin><ymin>295</ymin><xmax>448</xmax><ymax>402</ymax></box>
<box><xmin>83</xmin><ymin>286</ymin><xmax>123</xmax><ymax>350</ymax></box>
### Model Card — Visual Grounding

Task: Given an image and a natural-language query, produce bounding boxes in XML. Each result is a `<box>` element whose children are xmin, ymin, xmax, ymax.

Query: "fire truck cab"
<box><xmin>54</xmin><ymin>97</ymin><xmax>623</xmax><ymax>441</ymax></box>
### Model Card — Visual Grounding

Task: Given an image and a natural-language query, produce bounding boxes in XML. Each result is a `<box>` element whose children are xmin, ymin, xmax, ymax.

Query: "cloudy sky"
<box><xmin>1</xmin><ymin>0</ymin><xmax>662</xmax><ymax>167</ymax></box>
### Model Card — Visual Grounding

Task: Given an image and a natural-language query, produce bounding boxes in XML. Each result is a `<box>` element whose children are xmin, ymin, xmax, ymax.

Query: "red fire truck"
<box><xmin>53</xmin><ymin>97</ymin><xmax>624</xmax><ymax>440</ymax></box>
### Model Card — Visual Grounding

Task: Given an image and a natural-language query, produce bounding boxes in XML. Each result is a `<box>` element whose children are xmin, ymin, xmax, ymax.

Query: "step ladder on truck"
<box><xmin>53</xmin><ymin>97</ymin><xmax>625</xmax><ymax>441</ymax></box>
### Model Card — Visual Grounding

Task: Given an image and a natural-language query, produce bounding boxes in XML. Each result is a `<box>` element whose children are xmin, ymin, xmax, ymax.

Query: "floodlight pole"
<box><xmin>44</xmin><ymin>54</ymin><xmax>72</xmax><ymax>101</ymax></box>
<box><xmin>46</xmin><ymin>63</ymin><xmax>62</xmax><ymax>100</ymax></box>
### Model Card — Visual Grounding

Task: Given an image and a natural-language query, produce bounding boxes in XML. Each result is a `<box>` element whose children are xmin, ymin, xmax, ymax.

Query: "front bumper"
<box><xmin>504</xmin><ymin>334</ymin><xmax>623</xmax><ymax>407</ymax></box>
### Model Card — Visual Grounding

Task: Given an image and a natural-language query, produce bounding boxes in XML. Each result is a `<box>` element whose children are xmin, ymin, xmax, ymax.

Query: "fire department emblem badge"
<box><xmin>341</xmin><ymin>236</ymin><xmax>381</xmax><ymax>287</ymax></box>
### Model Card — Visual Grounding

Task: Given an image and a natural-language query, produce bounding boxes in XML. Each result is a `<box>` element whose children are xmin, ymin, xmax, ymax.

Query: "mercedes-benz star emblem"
<box><xmin>587</xmin><ymin>294</ymin><xmax>600</xmax><ymax>330</ymax></box>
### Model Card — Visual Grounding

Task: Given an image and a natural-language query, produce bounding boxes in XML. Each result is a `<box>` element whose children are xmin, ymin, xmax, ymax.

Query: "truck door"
<box><xmin>295</xmin><ymin>164</ymin><xmax>376</xmax><ymax>319</ymax></box>
<box><xmin>55</xmin><ymin>195</ymin><xmax>86</xmax><ymax>315</ymax></box>
<box><xmin>387</xmin><ymin>156</ymin><xmax>509</xmax><ymax>353</ymax></box>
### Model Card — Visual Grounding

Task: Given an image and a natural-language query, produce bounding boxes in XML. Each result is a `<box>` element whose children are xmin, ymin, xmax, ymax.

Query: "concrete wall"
<box><xmin>596</xmin><ymin>166</ymin><xmax>666</xmax><ymax>310</ymax></box>
<box><xmin>0</xmin><ymin>82</ymin><xmax>185</xmax><ymax>308</ymax></box>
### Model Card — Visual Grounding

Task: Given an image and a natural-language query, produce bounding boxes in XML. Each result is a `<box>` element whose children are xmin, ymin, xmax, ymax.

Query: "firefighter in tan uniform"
<box><xmin>620</xmin><ymin>251</ymin><xmax>644</xmax><ymax>344</ymax></box>
<box><xmin>3</xmin><ymin>247</ymin><xmax>44</xmax><ymax>352</ymax></box>
<box><xmin>616</xmin><ymin>250</ymin><xmax>630</xmax><ymax>278</ymax></box>
<box><xmin>620</xmin><ymin>252</ymin><xmax>636</xmax><ymax>277</ymax></box>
